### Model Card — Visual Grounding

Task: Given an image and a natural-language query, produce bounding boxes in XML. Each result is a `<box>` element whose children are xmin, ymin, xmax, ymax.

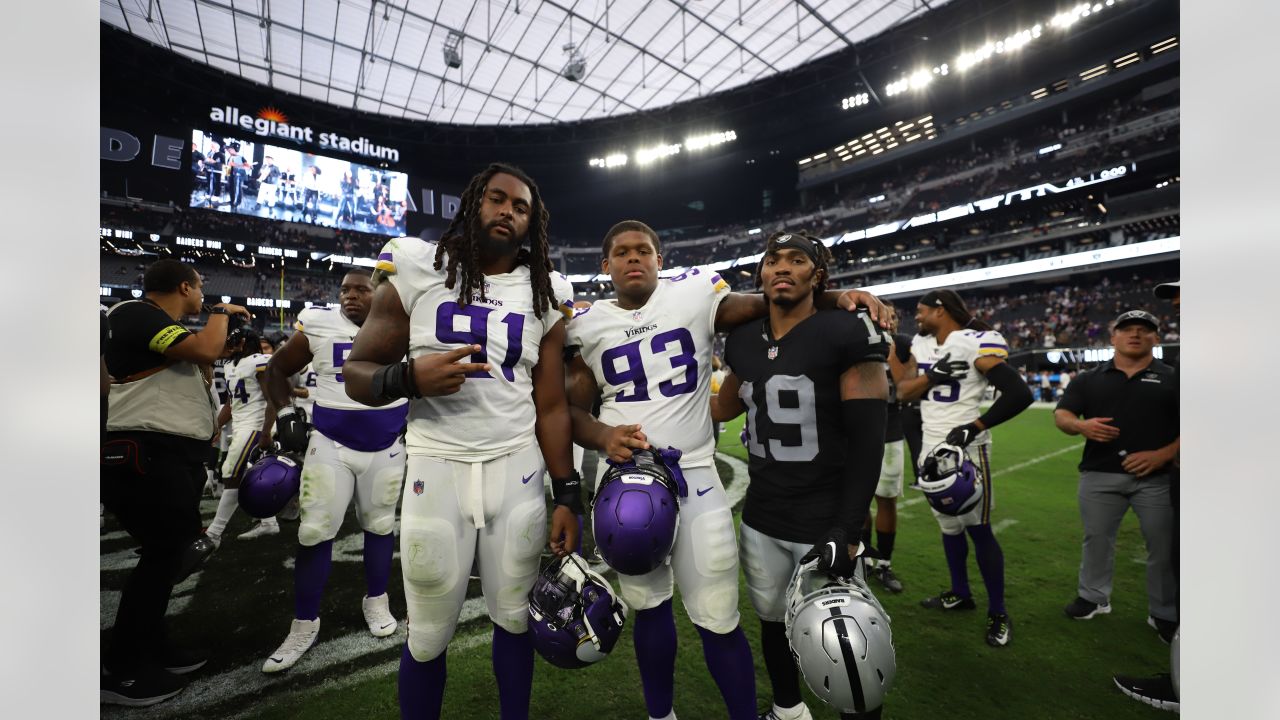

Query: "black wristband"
<box><xmin>551</xmin><ymin>470</ymin><xmax>584</xmax><ymax>514</ymax></box>
<box><xmin>371</xmin><ymin>360</ymin><xmax>420</xmax><ymax>403</ymax></box>
<box><xmin>208</xmin><ymin>306</ymin><xmax>228</xmax><ymax>316</ymax></box>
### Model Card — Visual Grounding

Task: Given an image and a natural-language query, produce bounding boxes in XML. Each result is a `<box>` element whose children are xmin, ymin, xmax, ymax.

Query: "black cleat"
<box><xmin>986</xmin><ymin>613</ymin><xmax>1012</xmax><ymax>647</ymax></box>
<box><xmin>1113</xmin><ymin>674</ymin><xmax>1178</xmax><ymax>712</ymax></box>
<box><xmin>1064</xmin><ymin>596</ymin><xmax>1112</xmax><ymax>620</ymax></box>
<box><xmin>920</xmin><ymin>590</ymin><xmax>976</xmax><ymax>610</ymax></box>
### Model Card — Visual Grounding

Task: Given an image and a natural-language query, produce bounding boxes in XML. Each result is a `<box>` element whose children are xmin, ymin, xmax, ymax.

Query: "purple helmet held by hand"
<box><xmin>591</xmin><ymin>448</ymin><xmax>686</xmax><ymax>576</ymax></box>
<box><xmin>528</xmin><ymin>552</ymin><xmax>628</xmax><ymax>669</ymax></box>
<box><xmin>239</xmin><ymin>450</ymin><xmax>302</xmax><ymax>519</ymax></box>
<box><xmin>915</xmin><ymin>443</ymin><xmax>984</xmax><ymax>517</ymax></box>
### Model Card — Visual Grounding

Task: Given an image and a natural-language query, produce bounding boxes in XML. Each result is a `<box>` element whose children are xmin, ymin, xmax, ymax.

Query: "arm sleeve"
<box><xmin>838</xmin><ymin>398</ymin><xmax>889</xmax><ymax>537</ymax></box>
<box><xmin>977</xmin><ymin>362</ymin><xmax>1034</xmax><ymax>429</ymax></box>
<box><xmin>119</xmin><ymin>303</ymin><xmax>191</xmax><ymax>355</ymax></box>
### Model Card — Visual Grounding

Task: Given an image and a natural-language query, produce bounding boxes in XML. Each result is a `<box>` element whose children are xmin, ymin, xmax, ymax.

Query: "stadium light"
<box><xmin>841</xmin><ymin>92</ymin><xmax>870</xmax><ymax>110</ymax></box>
<box><xmin>634</xmin><ymin>143</ymin><xmax>681</xmax><ymax>165</ymax></box>
<box><xmin>684</xmin><ymin>130</ymin><xmax>737</xmax><ymax>151</ymax></box>
<box><xmin>588</xmin><ymin>153</ymin><xmax>628</xmax><ymax>168</ymax></box>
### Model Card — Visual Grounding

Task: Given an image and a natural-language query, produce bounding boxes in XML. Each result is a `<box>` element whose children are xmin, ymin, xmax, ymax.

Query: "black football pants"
<box><xmin>100</xmin><ymin>431</ymin><xmax>206</xmax><ymax>673</ymax></box>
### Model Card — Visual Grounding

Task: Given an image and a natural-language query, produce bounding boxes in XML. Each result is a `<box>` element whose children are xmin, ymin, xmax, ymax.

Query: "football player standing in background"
<box><xmin>863</xmin><ymin>306</ymin><xmax>915</xmax><ymax>594</ymax></box>
<box><xmin>711</xmin><ymin>231</ymin><xmax>891</xmax><ymax>720</ymax></box>
<box><xmin>897</xmin><ymin>289</ymin><xmax>1033</xmax><ymax>647</ymax></box>
<box><xmin>343</xmin><ymin>163</ymin><xmax>578</xmax><ymax>720</ymax></box>
<box><xmin>566</xmin><ymin>222</ymin><xmax>887</xmax><ymax>720</ymax></box>
<box><xmin>259</xmin><ymin>269</ymin><xmax>409</xmax><ymax>673</ymax></box>
<box><xmin>205</xmin><ymin>327</ymin><xmax>278</xmax><ymax>544</ymax></box>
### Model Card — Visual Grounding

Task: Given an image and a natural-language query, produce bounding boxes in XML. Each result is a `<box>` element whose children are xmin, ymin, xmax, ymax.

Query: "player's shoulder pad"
<box><xmin>959</xmin><ymin>328</ymin><xmax>1010</xmax><ymax>359</ymax></box>
<box><xmin>825</xmin><ymin>309</ymin><xmax>891</xmax><ymax>360</ymax></box>
<box><xmin>375</xmin><ymin>236</ymin><xmax>435</xmax><ymax>276</ymax></box>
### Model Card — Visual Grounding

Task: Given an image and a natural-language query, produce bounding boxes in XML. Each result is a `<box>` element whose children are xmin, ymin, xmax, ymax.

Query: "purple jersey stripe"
<box><xmin>377</xmin><ymin>251</ymin><xmax>394</xmax><ymax>261</ymax></box>
<box><xmin>312</xmin><ymin>404</ymin><xmax>407</xmax><ymax>452</ymax></box>
<box><xmin>979</xmin><ymin>343</ymin><xmax>1008</xmax><ymax>349</ymax></box>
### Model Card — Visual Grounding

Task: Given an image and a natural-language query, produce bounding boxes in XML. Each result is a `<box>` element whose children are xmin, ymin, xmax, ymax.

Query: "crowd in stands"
<box><xmin>892</xmin><ymin>267</ymin><xmax>1180</xmax><ymax>351</ymax></box>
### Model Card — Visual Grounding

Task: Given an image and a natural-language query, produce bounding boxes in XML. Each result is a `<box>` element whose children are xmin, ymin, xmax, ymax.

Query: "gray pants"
<box><xmin>1077</xmin><ymin>471</ymin><xmax>1177</xmax><ymax>622</ymax></box>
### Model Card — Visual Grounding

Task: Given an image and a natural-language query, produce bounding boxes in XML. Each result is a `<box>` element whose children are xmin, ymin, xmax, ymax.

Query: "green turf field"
<box><xmin>100</xmin><ymin>407</ymin><xmax>1172</xmax><ymax>719</ymax></box>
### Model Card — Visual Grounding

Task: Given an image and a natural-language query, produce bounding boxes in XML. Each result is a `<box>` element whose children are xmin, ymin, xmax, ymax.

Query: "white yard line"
<box><xmin>992</xmin><ymin>518</ymin><xmax>1020</xmax><ymax>534</ymax></box>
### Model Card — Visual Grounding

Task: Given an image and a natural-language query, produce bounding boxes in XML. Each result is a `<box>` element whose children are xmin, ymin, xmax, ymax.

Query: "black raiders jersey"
<box><xmin>724</xmin><ymin>309</ymin><xmax>889</xmax><ymax>544</ymax></box>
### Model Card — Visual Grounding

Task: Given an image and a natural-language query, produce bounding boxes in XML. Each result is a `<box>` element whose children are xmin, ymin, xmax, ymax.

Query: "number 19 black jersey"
<box><xmin>724</xmin><ymin>309</ymin><xmax>889</xmax><ymax>543</ymax></box>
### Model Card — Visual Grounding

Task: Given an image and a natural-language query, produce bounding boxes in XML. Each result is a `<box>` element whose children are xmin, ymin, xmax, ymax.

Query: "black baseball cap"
<box><xmin>1113</xmin><ymin>310</ymin><xmax>1159</xmax><ymax>331</ymax></box>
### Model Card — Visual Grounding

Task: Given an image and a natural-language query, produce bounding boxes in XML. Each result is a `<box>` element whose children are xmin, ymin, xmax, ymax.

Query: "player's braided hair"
<box><xmin>922</xmin><ymin>288</ymin><xmax>994</xmax><ymax>331</ymax></box>
<box><xmin>753</xmin><ymin>231</ymin><xmax>833</xmax><ymax>299</ymax></box>
<box><xmin>432</xmin><ymin>162</ymin><xmax>555</xmax><ymax>319</ymax></box>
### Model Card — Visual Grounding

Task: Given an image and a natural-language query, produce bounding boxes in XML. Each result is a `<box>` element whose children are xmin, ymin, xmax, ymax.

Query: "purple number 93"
<box><xmin>602</xmin><ymin>328</ymin><xmax>697</xmax><ymax>402</ymax></box>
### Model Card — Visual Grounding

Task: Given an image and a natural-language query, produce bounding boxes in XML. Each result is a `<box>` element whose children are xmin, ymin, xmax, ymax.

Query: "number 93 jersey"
<box><xmin>724</xmin><ymin>309</ymin><xmax>888</xmax><ymax>543</ymax></box>
<box><xmin>568</xmin><ymin>268</ymin><xmax>730</xmax><ymax>468</ymax></box>
<box><xmin>378</xmin><ymin>238</ymin><xmax>575</xmax><ymax>461</ymax></box>
<box><xmin>910</xmin><ymin>328</ymin><xmax>1010</xmax><ymax>446</ymax></box>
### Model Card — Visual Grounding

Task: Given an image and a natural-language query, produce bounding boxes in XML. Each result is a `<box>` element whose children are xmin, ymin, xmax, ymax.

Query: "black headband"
<box><xmin>765</xmin><ymin>233</ymin><xmax>821</xmax><ymax>265</ymax></box>
<box><xmin>919</xmin><ymin>290</ymin><xmax>947</xmax><ymax>307</ymax></box>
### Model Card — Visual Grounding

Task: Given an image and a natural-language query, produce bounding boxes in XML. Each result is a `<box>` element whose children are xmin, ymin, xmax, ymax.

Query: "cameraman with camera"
<box><xmin>101</xmin><ymin>259</ymin><xmax>250</xmax><ymax>707</ymax></box>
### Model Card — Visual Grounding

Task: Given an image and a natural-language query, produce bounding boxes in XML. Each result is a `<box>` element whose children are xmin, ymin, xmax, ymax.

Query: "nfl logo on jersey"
<box><xmin>413</xmin><ymin>480</ymin><xmax>424</xmax><ymax>496</ymax></box>
<box><xmin>767</xmin><ymin>346</ymin><xmax>778</xmax><ymax>360</ymax></box>
<box><xmin>632</xmin><ymin>310</ymin><xmax>643</xmax><ymax>322</ymax></box>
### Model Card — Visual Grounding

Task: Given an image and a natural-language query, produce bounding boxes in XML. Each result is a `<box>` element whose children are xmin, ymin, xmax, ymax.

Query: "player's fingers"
<box><xmin>450</xmin><ymin>362</ymin><xmax>491</xmax><ymax>375</ymax></box>
<box><xmin>609</xmin><ymin>448</ymin><xmax>633</xmax><ymax>463</ymax></box>
<box><xmin>443</xmin><ymin>344</ymin><xmax>482</xmax><ymax>361</ymax></box>
<box><xmin>622</xmin><ymin>436</ymin><xmax>649</xmax><ymax>450</ymax></box>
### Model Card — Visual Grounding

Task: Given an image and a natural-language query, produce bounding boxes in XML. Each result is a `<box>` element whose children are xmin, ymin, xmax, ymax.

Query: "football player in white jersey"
<box><xmin>257</xmin><ymin>269</ymin><xmax>409</xmax><ymax>672</ymax></box>
<box><xmin>897</xmin><ymin>289</ymin><xmax>1033</xmax><ymax>647</ymax></box>
<box><xmin>566</xmin><ymin>221</ymin><xmax>888</xmax><ymax>720</ymax></box>
<box><xmin>206</xmin><ymin>327</ymin><xmax>279</xmax><ymax>544</ymax></box>
<box><xmin>342</xmin><ymin>163</ymin><xmax>578</xmax><ymax>720</ymax></box>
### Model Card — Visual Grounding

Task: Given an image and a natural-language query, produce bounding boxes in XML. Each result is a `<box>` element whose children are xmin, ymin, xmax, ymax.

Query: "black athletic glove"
<box><xmin>801</xmin><ymin>527</ymin><xmax>857</xmax><ymax>579</ymax></box>
<box><xmin>275</xmin><ymin>406</ymin><xmax>312</xmax><ymax>454</ymax></box>
<box><xmin>927</xmin><ymin>353</ymin><xmax>969</xmax><ymax>385</ymax></box>
<box><xmin>946</xmin><ymin>422</ymin><xmax>982</xmax><ymax>447</ymax></box>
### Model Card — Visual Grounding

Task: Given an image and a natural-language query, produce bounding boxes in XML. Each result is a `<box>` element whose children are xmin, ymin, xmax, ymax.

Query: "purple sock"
<box><xmin>294</xmin><ymin>540</ymin><xmax>333</xmax><ymax>621</ymax></box>
<box><xmin>967</xmin><ymin>524</ymin><xmax>1007</xmax><ymax>615</ymax></box>
<box><xmin>399</xmin><ymin>644</ymin><xmax>446</xmax><ymax>720</ymax></box>
<box><xmin>941</xmin><ymin>532</ymin><xmax>972</xmax><ymax>598</ymax></box>
<box><xmin>364</xmin><ymin>531</ymin><xmax>395</xmax><ymax>598</ymax></box>
<box><xmin>695</xmin><ymin>624</ymin><xmax>758</xmax><ymax>720</ymax></box>
<box><xmin>491</xmin><ymin>624</ymin><xmax>534</xmax><ymax>720</ymax></box>
<box><xmin>634</xmin><ymin>599</ymin><xmax>678</xmax><ymax>718</ymax></box>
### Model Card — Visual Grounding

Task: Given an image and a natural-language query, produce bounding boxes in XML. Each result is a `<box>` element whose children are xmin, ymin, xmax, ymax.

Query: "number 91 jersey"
<box><xmin>910</xmin><ymin>328</ymin><xmax>1010</xmax><ymax>446</ymax></box>
<box><xmin>567</xmin><ymin>268</ymin><xmax>730</xmax><ymax>468</ymax></box>
<box><xmin>378</xmin><ymin>238</ymin><xmax>575</xmax><ymax>461</ymax></box>
<box><xmin>724</xmin><ymin>310</ymin><xmax>888</xmax><ymax>543</ymax></box>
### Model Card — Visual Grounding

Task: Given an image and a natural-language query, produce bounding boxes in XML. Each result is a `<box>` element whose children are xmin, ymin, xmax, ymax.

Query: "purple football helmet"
<box><xmin>591</xmin><ymin>450</ymin><xmax>683</xmax><ymax>576</ymax></box>
<box><xmin>528</xmin><ymin>553</ymin><xmax>628</xmax><ymax>669</ymax></box>
<box><xmin>238</xmin><ymin>451</ymin><xmax>302</xmax><ymax>519</ymax></box>
<box><xmin>915</xmin><ymin>443</ymin><xmax>984</xmax><ymax>516</ymax></box>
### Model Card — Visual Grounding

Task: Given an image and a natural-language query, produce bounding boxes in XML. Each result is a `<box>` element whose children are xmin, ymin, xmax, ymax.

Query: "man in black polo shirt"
<box><xmin>1054</xmin><ymin>309</ymin><xmax>1179</xmax><ymax>642</ymax></box>
<box><xmin>102</xmin><ymin>259</ymin><xmax>250</xmax><ymax>706</ymax></box>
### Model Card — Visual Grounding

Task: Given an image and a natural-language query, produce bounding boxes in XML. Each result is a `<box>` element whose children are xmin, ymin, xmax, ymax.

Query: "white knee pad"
<box><xmin>741</xmin><ymin>548</ymin><xmax>787</xmax><ymax>623</ymax></box>
<box><xmin>298</xmin><ymin>462</ymin><xmax>344</xmax><ymax>546</ymax></box>
<box><xmin>407</xmin><ymin>618</ymin><xmax>456</xmax><ymax>663</ymax></box>
<box><xmin>358</xmin><ymin>464</ymin><xmax>404</xmax><ymax>536</ymax></box>
<box><xmin>683</xmin><ymin>508</ymin><xmax>741</xmax><ymax>632</ymax></box>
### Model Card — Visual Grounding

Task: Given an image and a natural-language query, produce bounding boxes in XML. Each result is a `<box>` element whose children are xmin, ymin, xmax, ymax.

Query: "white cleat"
<box><xmin>262</xmin><ymin>618</ymin><xmax>320</xmax><ymax>673</ymax></box>
<box><xmin>362</xmin><ymin>593</ymin><xmax>398</xmax><ymax>638</ymax></box>
<box><xmin>238</xmin><ymin>520</ymin><xmax>280</xmax><ymax>540</ymax></box>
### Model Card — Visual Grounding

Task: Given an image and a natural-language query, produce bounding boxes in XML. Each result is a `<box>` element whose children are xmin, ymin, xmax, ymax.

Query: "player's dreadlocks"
<box><xmin>754</xmin><ymin>230</ymin><xmax>833</xmax><ymax>299</ymax></box>
<box><xmin>432</xmin><ymin>162</ymin><xmax>556</xmax><ymax>319</ymax></box>
<box><xmin>919</xmin><ymin>288</ymin><xmax>994</xmax><ymax>331</ymax></box>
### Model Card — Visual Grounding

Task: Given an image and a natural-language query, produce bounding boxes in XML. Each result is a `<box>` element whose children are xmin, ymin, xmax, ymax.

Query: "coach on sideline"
<box><xmin>1053</xmin><ymin>309</ymin><xmax>1179</xmax><ymax>641</ymax></box>
<box><xmin>101</xmin><ymin>259</ymin><xmax>250</xmax><ymax>707</ymax></box>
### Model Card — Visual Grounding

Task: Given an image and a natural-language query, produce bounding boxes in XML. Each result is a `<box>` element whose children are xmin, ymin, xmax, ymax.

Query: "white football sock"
<box><xmin>207</xmin><ymin>489</ymin><xmax>239</xmax><ymax>536</ymax></box>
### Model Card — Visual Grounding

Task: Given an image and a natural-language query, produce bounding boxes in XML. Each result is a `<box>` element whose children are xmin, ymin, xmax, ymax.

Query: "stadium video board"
<box><xmin>189</xmin><ymin>130</ymin><xmax>410</xmax><ymax>237</ymax></box>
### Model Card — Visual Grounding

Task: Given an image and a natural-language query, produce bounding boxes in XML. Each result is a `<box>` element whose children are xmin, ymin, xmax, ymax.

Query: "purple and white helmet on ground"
<box><xmin>528</xmin><ymin>552</ymin><xmax>628</xmax><ymax>669</ymax></box>
<box><xmin>238</xmin><ymin>451</ymin><xmax>302</xmax><ymax>519</ymax></box>
<box><xmin>915</xmin><ymin>443</ymin><xmax>984</xmax><ymax>517</ymax></box>
<box><xmin>591</xmin><ymin>449</ymin><xmax>685</xmax><ymax>576</ymax></box>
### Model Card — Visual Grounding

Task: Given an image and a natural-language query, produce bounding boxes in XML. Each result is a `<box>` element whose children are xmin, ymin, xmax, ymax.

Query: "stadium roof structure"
<box><xmin>101</xmin><ymin>0</ymin><xmax>949</xmax><ymax>126</ymax></box>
